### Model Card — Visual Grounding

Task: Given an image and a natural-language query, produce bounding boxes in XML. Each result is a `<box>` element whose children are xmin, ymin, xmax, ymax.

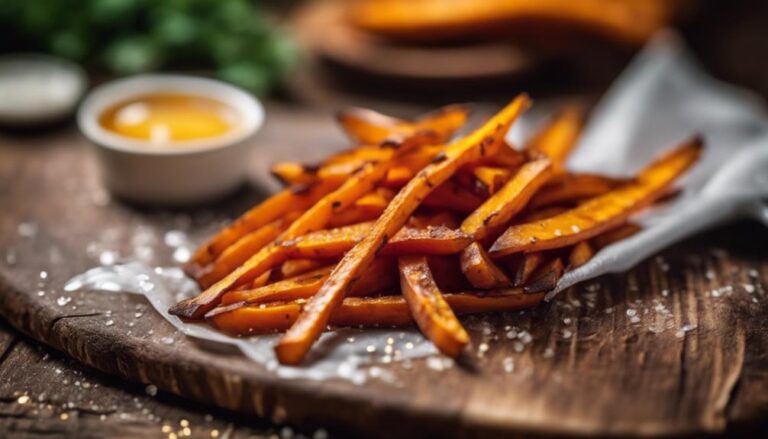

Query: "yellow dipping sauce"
<box><xmin>99</xmin><ymin>93</ymin><xmax>240</xmax><ymax>144</ymax></box>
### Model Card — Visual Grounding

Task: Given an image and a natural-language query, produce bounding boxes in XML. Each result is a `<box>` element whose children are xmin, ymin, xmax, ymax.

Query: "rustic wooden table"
<box><xmin>1</xmin><ymin>101</ymin><xmax>767</xmax><ymax>438</ymax></box>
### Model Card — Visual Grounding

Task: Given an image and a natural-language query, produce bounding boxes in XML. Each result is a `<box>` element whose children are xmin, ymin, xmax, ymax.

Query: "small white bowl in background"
<box><xmin>0</xmin><ymin>54</ymin><xmax>87</xmax><ymax>126</ymax></box>
<box><xmin>78</xmin><ymin>74</ymin><xmax>264</xmax><ymax>206</ymax></box>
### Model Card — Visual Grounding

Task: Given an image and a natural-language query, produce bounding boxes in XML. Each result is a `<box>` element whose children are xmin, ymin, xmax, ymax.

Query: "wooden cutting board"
<box><xmin>1</xmin><ymin>102</ymin><xmax>767</xmax><ymax>437</ymax></box>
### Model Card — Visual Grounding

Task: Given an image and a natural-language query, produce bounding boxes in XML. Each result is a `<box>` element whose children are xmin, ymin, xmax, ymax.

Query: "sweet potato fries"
<box><xmin>172</xmin><ymin>96</ymin><xmax>702</xmax><ymax>365</ymax></box>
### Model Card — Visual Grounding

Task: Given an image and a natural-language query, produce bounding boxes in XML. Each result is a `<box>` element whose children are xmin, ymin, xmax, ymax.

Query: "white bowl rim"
<box><xmin>77</xmin><ymin>74</ymin><xmax>264</xmax><ymax>156</ymax></box>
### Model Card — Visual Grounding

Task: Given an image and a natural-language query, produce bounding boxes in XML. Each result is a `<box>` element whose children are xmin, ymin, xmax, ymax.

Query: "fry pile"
<box><xmin>171</xmin><ymin>95</ymin><xmax>702</xmax><ymax>365</ymax></box>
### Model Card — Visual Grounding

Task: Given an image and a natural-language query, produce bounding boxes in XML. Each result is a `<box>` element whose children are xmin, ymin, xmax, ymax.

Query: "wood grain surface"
<box><xmin>0</xmin><ymin>102</ymin><xmax>767</xmax><ymax>437</ymax></box>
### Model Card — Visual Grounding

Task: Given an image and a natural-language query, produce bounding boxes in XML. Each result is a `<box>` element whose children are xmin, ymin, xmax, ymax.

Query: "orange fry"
<box><xmin>459</xmin><ymin>242</ymin><xmax>511</xmax><ymax>289</ymax></box>
<box><xmin>270</xmin><ymin>162</ymin><xmax>317</xmax><ymax>186</ymax></box>
<box><xmin>568</xmin><ymin>241</ymin><xmax>595</xmax><ymax>269</ymax></box>
<box><xmin>337</xmin><ymin>104</ymin><xmax>469</xmax><ymax>146</ymax></box>
<box><xmin>508</xmin><ymin>252</ymin><xmax>545</xmax><ymax>287</ymax></box>
<box><xmin>283</xmin><ymin>222</ymin><xmax>472</xmax><ymax>259</ymax></box>
<box><xmin>530</xmin><ymin>173</ymin><xmax>627</xmax><ymax>209</ymax></box>
<box><xmin>523</xmin><ymin>258</ymin><xmax>564</xmax><ymax>294</ymax></box>
<box><xmin>280</xmin><ymin>259</ymin><xmax>334</xmax><ymax>278</ymax></box>
<box><xmin>222</xmin><ymin>266</ymin><xmax>333</xmax><ymax>306</ymax></box>
<box><xmin>423</xmin><ymin>179</ymin><xmax>484</xmax><ymax>213</ymax></box>
<box><xmin>490</xmin><ymin>137</ymin><xmax>702</xmax><ymax>257</ymax></box>
<box><xmin>399</xmin><ymin>256</ymin><xmax>470</xmax><ymax>357</ymax></box>
<box><xmin>275</xmin><ymin>95</ymin><xmax>530</xmax><ymax>365</ymax></box>
<box><xmin>473</xmin><ymin>166</ymin><xmax>513</xmax><ymax>195</ymax></box>
<box><xmin>461</xmin><ymin>158</ymin><xmax>552</xmax><ymax>242</ymax></box>
<box><xmin>592</xmin><ymin>223</ymin><xmax>642</xmax><ymax>249</ymax></box>
<box><xmin>209</xmin><ymin>289</ymin><xmax>544</xmax><ymax>335</ymax></box>
<box><xmin>526</xmin><ymin>105</ymin><xmax>585</xmax><ymax>170</ymax></box>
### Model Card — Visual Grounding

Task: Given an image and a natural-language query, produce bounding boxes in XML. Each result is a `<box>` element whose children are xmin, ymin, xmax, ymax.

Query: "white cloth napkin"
<box><xmin>546</xmin><ymin>31</ymin><xmax>768</xmax><ymax>298</ymax></box>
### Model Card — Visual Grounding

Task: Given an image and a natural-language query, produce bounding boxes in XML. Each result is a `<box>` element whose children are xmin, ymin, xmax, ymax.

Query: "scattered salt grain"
<box><xmin>145</xmin><ymin>384</ymin><xmax>158</xmax><ymax>396</ymax></box>
<box><xmin>503</xmin><ymin>357</ymin><xmax>515</xmax><ymax>373</ymax></box>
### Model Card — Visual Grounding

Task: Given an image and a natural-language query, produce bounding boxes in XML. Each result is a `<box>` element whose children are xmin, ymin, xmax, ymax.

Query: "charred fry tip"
<box><xmin>168</xmin><ymin>299</ymin><xmax>204</xmax><ymax>320</ymax></box>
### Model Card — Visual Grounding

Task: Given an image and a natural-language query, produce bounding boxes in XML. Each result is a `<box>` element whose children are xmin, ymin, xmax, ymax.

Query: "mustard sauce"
<box><xmin>99</xmin><ymin>93</ymin><xmax>240</xmax><ymax>144</ymax></box>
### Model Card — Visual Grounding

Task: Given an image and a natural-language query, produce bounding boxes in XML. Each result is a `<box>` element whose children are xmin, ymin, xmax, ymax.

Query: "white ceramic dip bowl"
<box><xmin>78</xmin><ymin>74</ymin><xmax>264</xmax><ymax>205</ymax></box>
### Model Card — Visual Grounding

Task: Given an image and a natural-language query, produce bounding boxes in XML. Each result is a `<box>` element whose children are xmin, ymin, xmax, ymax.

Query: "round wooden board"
<box><xmin>1</xmin><ymin>103</ymin><xmax>767</xmax><ymax>437</ymax></box>
<box><xmin>290</xmin><ymin>0</ymin><xmax>536</xmax><ymax>82</ymax></box>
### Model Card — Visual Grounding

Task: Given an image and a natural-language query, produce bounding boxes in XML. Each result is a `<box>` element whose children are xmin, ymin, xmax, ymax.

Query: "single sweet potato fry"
<box><xmin>337</xmin><ymin>104</ymin><xmax>469</xmax><ymax>146</ymax></box>
<box><xmin>275</xmin><ymin>95</ymin><xmax>531</xmax><ymax>365</ymax></box>
<box><xmin>523</xmin><ymin>258</ymin><xmax>564</xmax><ymax>293</ymax></box>
<box><xmin>423</xmin><ymin>179</ymin><xmax>484</xmax><ymax>213</ymax></box>
<box><xmin>383</xmin><ymin>166</ymin><xmax>414</xmax><ymax>188</ymax></box>
<box><xmin>327</xmin><ymin>204</ymin><xmax>384</xmax><ymax>228</ymax></box>
<box><xmin>270</xmin><ymin>162</ymin><xmax>317</xmax><ymax>186</ymax></box>
<box><xmin>208</xmin><ymin>289</ymin><xmax>544</xmax><ymax>335</ymax></box>
<box><xmin>473</xmin><ymin>166</ymin><xmax>513</xmax><ymax>195</ymax></box>
<box><xmin>460</xmin><ymin>242</ymin><xmax>511</xmax><ymax>289</ymax></box>
<box><xmin>280</xmin><ymin>259</ymin><xmax>335</xmax><ymax>279</ymax></box>
<box><xmin>592</xmin><ymin>223</ymin><xmax>642</xmax><ymax>249</ymax></box>
<box><xmin>526</xmin><ymin>105</ymin><xmax>585</xmax><ymax>170</ymax></box>
<box><xmin>490</xmin><ymin>137</ymin><xmax>702</xmax><ymax>257</ymax></box>
<box><xmin>529</xmin><ymin>173</ymin><xmax>627</xmax><ymax>209</ymax></box>
<box><xmin>568</xmin><ymin>241</ymin><xmax>595</xmax><ymax>269</ymax></box>
<box><xmin>509</xmin><ymin>252</ymin><xmax>545</xmax><ymax>287</ymax></box>
<box><xmin>399</xmin><ymin>256</ymin><xmax>470</xmax><ymax>357</ymax></box>
<box><xmin>283</xmin><ymin>222</ymin><xmax>472</xmax><ymax>259</ymax></box>
<box><xmin>221</xmin><ymin>266</ymin><xmax>333</xmax><ymax>306</ymax></box>
<box><xmin>461</xmin><ymin>158</ymin><xmax>552</xmax><ymax>242</ymax></box>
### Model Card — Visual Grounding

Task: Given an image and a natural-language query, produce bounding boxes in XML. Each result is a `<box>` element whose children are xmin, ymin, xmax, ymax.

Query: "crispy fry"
<box><xmin>172</xmin><ymin>160</ymin><xmax>396</xmax><ymax>319</ymax></box>
<box><xmin>399</xmin><ymin>256</ymin><xmax>470</xmax><ymax>357</ymax></box>
<box><xmin>327</xmin><ymin>187</ymin><xmax>395</xmax><ymax>227</ymax></box>
<box><xmin>530</xmin><ymin>173</ymin><xmax>627</xmax><ymax>209</ymax></box>
<box><xmin>568</xmin><ymin>241</ymin><xmax>595</xmax><ymax>268</ymax></box>
<box><xmin>209</xmin><ymin>289</ymin><xmax>544</xmax><ymax>335</ymax></box>
<box><xmin>523</xmin><ymin>258</ymin><xmax>564</xmax><ymax>293</ymax></box>
<box><xmin>460</xmin><ymin>242</ymin><xmax>511</xmax><ymax>289</ymax></box>
<box><xmin>327</xmin><ymin>204</ymin><xmax>384</xmax><ymax>228</ymax></box>
<box><xmin>280</xmin><ymin>259</ymin><xmax>334</xmax><ymax>278</ymax></box>
<box><xmin>490</xmin><ymin>137</ymin><xmax>702</xmax><ymax>257</ymax></box>
<box><xmin>275</xmin><ymin>95</ymin><xmax>531</xmax><ymax>365</ymax></box>
<box><xmin>423</xmin><ymin>179</ymin><xmax>484</xmax><ymax>213</ymax></box>
<box><xmin>461</xmin><ymin>158</ymin><xmax>552</xmax><ymax>242</ymax></box>
<box><xmin>222</xmin><ymin>266</ymin><xmax>333</xmax><ymax>306</ymax></box>
<box><xmin>592</xmin><ymin>223</ymin><xmax>642</xmax><ymax>249</ymax></box>
<box><xmin>473</xmin><ymin>166</ymin><xmax>513</xmax><ymax>195</ymax></box>
<box><xmin>188</xmin><ymin>181</ymin><xmax>338</xmax><ymax>269</ymax></box>
<box><xmin>270</xmin><ymin>162</ymin><xmax>317</xmax><ymax>186</ymax></box>
<box><xmin>283</xmin><ymin>222</ymin><xmax>472</xmax><ymax>259</ymax></box>
<box><xmin>526</xmin><ymin>105</ymin><xmax>585</xmax><ymax>170</ymax></box>
<box><xmin>383</xmin><ymin>166</ymin><xmax>414</xmax><ymax>188</ymax></box>
<box><xmin>484</xmin><ymin>141</ymin><xmax>525</xmax><ymax>168</ymax></box>
<box><xmin>509</xmin><ymin>252</ymin><xmax>545</xmax><ymax>287</ymax></box>
<box><xmin>408</xmin><ymin>211</ymin><xmax>460</xmax><ymax>229</ymax></box>
<box><xmin>195</xmin><ymin>216</ymin><xmax>293</xmax><ymax>288</ymax></box>
<box><xmin>247</xmin><ymin>270</ymin><xmax>272</xmax><ymax>290</ymax></box>
<box><xmin>337</xmin><ymin>105</ymin><xmax>469</xmax><ymax>146</ymax></box>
